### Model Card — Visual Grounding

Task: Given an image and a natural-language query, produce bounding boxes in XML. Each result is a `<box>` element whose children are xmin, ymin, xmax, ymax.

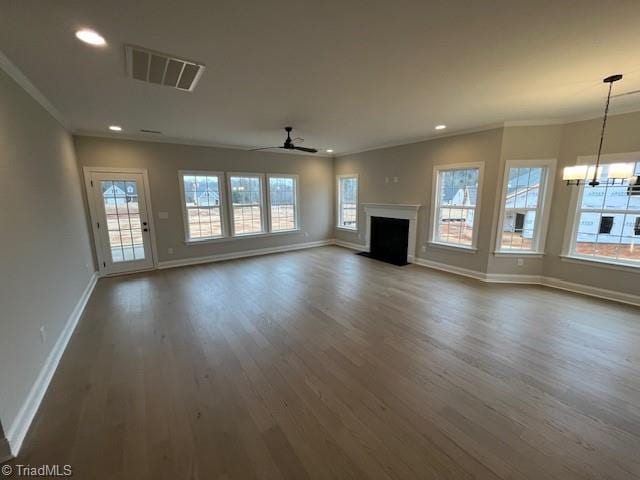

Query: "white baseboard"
<box><xmin>6</xmin><ymin>272</ymin><xmax>98</xmax><ymax>457</ymax></box>
<box><xmin>541</xmin><ymin>277</ymin><xmax>640</xmax><ymax>307</ymax></box>
<box><xmin>357</xmin><ymin>250</ymin><xmax>640</xmax><ymax>307</ymax></box>
<box><xmin>484</xmin><ymin>273</ymin><xmax>543</xmax><ymax>284</ymax></box>
<box><xmin>412</xmin><ymin>257</ymin><xmax>486</xmax><ymax>281</ymax></box>
<box><xmin>333</xmin><ymin>239</ymin><xmax>367</xmax><ymax>252</ymax></box>
<box><xmin>158</xmin><ymin>239</ymin><xmax>334</xmax><ymax>270</ymax></box>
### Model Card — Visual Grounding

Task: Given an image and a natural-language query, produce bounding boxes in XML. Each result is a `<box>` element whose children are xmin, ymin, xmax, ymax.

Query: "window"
<box><xmin>180</xmin><ymin>171</ymin><xmax>225</xmax><ymax>241</ymax></box>
<box><xmin>496</xmin><ymin>160</ymin><xmax>555</xmax><ymax>253</ymax></box>
<box><xmin>431</xmin><ymin>163</ymin><xmax>483</xmax><ymax>249</ymax></box>
<box><xmin>337</xmin><ymin>175</ymin><xmax>358</xmax><ymax>230</ymax></box>
<box><xmin>228</xmin><ymin>174</ymin><xmax>265</xmax><ymax>235</ymax></box>
<box><xmin>268</xmin><ymin>175</ymin><xmax>298</xmax><ymax>232</ymax></box>
<box><xmin>568</xmin><ymin>161</ymin><xmax>640</xmax><ymax>266</ymax></box>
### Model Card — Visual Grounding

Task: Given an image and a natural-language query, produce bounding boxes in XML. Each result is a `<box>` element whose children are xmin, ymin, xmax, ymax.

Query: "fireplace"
<box><xmin>361</xmin><ymin>203</ymin><xmax>421</xmax><ymax>265</ymax></box>
<box><xmin>363</xmin><ymin>216</ymin><xmax>410</xmax><ymax>265</ymax></box>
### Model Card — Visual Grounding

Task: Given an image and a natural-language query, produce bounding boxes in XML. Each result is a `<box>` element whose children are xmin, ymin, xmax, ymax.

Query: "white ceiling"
<box><xmin>1</xmin><ymin>0</ymin><xmax>640</xmax><ymax>154</ymax></box>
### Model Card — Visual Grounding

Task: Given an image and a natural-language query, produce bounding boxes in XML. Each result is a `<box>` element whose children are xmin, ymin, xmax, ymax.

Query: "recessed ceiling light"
<box><xmin>108</xmin><ymin>125</ymin><xmax>122</xmax><ymax>132</ymax></box>
<box><xmin>435</xmin><ymin>125</ymin><xmax>447</xmax><ymax>130</ymax></box>
<box><xmin>75</xmin><ymin>29</ymin><xmax>106</xmax><ymax>46</ymax></box>
<box><xmin>326</xmin><ymin>149</ymin><xmax>334</xmax><ymax>153</ymax></box>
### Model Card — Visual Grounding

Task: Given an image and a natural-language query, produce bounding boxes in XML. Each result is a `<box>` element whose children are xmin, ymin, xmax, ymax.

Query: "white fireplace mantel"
<box><xmin>362</xmin><ymin>203</ymin><xmax>421</xmax><ymax>262</ymax></box>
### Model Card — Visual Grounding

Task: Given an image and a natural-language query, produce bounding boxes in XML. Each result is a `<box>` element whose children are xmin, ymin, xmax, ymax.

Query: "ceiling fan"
<box><xmin>251</xmin><ymin>127</ymin><xmax>318</xmax><ymax>153</ymax></box>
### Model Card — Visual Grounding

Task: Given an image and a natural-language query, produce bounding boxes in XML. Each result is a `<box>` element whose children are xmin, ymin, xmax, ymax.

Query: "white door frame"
<box><xmin>83</xmin><ymin>166</ymin><xmax>159</xmax><ymax>276</ymax></box>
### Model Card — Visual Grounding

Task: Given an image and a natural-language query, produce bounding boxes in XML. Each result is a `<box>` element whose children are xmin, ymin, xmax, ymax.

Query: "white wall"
<box><xmin>335</xmin><ymin>115</ymin><xmax>640</xmax><ymax>299</ymax></box>
<box><xmin>0</xmin><ymin>67</ymin><xmax>94</xmax><ymax>452</ymax></box>
<box><xmin>73</xmin><ymin>136</ymin><xmax>335</xmax><ymax>265</ymax></box>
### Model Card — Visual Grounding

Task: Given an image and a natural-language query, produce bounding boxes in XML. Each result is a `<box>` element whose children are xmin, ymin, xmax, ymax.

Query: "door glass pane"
<box><xmin>101</xmin><ymin>180</ymin><xmax>145</xmax><ymax>262</ymax></box>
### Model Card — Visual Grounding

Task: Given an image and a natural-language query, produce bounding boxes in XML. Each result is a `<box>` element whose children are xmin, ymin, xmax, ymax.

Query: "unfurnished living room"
<box><xmin>1</xmin><ymin>1</ymin><xmax>640</xmax><ymax>479</ymax></box>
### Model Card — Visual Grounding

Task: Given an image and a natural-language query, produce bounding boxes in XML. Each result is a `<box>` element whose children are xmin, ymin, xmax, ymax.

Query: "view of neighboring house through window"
<box><xmin>180</xmin><ymin>172</ymin><xmax>224</xmax><ymax>241</ymax></box>
<box><xmin>102</xmin><ymin>180</ymin><xmax>145</xmax><ymax>261</ymax></box>
<box><xmin>337</xmin><ymin>175</ymin><xmax>358</xmax><ymax>229</ymax></box>
<box><xmin>569</xmin><ymin>161</ymin><xmax>640</xmax><ymax>266</ymax></box>
<box><xmin>229</xmin><ymin>174</ymin><xmax>265</xmax><ymax>235</ymax></box>
<box><xmin>497</xmin><ymin>160</ymin><xmax>554</xmax><ymax>253</ymax></box>
<box><xmin>268</xmin><ymin>175</ymin><xmax>298</xmax><ymax>232</ymax></box>
<box><xmin>431</xmin><ymin>164</ymin><xmax>482</xmax><ymax>248</ymax></box>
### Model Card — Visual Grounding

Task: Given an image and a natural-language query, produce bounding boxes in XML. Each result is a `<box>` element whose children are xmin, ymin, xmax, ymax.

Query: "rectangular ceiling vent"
<box><xmin>125</xmin><ymin>45</ymin><xmax>205</xmax><ymax>92</ymax></box>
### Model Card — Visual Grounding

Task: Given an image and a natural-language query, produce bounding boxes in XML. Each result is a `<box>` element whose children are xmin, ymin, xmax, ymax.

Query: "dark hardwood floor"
<box><xmin>12</xmin><ymin>246</ymin><xmax>640</xmax><ymax>479</ymax></box>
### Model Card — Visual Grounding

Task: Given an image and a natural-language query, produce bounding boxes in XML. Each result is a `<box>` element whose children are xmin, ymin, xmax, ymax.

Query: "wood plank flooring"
<box><xmin>11</xmin><ymin>246</ymin><xmax>640</xmax><ymax>479</ymax></box>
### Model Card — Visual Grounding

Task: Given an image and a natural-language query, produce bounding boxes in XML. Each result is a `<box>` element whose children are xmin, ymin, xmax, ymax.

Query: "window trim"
<box><xmin>562</xmin><ymin>152</ymin><xmax>640</xmax><ymax>270</ymax></box>
<box><xmin>336</xmin><ymin>174</ymin><xmax>359</xmax><ymax>231</ymax></box>
<box><xmin>494</xmin><ymin>158</ymin><xmax>556</xmax><ymax>255</ymax></box>
<box><xmin>178</xmin><ymin>170</ymin><xmax>228</xmax><ymax>243</ymax></box>
<box><xmin>429</xmin><ymin>162</ymin><xmax>484</xmax><ymax>251</ymax></box>
<box><xmin>266</xmin><ymin>173</ymin><xmax>300</xmax><ymax>233</ymax></box>
<box><xmin>227</xmin><ymin>172</ymin><xmax>267</xmax><ymax>237</ymax></box>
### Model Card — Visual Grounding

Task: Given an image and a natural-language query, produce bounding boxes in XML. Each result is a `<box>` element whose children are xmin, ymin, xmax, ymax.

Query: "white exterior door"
<box><xmin>86</xmin><ymin>170</ymin><xmax>155</xmax><ymax>275</ymax></box>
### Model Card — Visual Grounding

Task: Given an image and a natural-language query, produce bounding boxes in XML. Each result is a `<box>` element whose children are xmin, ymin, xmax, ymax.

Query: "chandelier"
<box><xmin>562</xmin><ymin>74</ymin><xmax>636</xmax><ymax>187</ymax></box>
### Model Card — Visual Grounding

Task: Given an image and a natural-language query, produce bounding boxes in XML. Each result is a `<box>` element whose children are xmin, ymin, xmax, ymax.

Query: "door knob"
<box><xmin>143</xmin><ymin>228</ymin><xmax>149</xmax><ymax>232</ymax></box>
<box><xmin>143</xmin><ymin>221</ymin><xmax>148</xmax><ymax>226</ymax></box>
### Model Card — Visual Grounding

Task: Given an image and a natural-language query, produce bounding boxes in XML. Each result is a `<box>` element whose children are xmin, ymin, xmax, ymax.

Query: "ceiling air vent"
<box><xmin>125</xmin><ymin>45</ymin><xmax>205</xmax><ymax>92</ymax></box>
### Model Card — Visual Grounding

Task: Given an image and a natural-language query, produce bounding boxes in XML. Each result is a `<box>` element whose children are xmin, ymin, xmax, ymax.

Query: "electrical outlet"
<box><xmin>39</xmin><ymin>326</ymin><xmax>46</xmax><ymax>344</ymax></box>
<box><xmin>517</xmin><ymin>258</ymin><xmax>524</xmax><ymax>267</ymax></box>
<box><xmin>393</xmin><ymin>176</ymin><xmax>399</xmax><ymax>183</ymax></box>
<box><xmin>421</xmin><ymin>244</ymin><xmax>427</xmax><ymax>252</ymax></box>
<box><xmin>385</xmin><ymin>177</ymin><xmax>390</xmax><ymax>184</ymax></box>
<box><xmin>304</xmin><ymin>231</ymin><xmax>309</xmax><ymax>237</ymax></box>
<box><xmin>168</xmin><ymin>247</ymin><xmax>174</xmax><ymax>254</ymax></box>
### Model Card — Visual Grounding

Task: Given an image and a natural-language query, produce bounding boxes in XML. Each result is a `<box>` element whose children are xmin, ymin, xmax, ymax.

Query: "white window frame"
<box><xmin>429</xmin><ymin>162</ymin><xmax>484</xmax><ymax>251</ymax></box>
<box><xmin>266</xmin><ymin>174</ymin><xmax>300</xmax><ymax>233</ymax></box>
<box><xmin>227</xmin><ymin>172</ymin><xmax>267</xmax><ymax>237</ymax></box>
<box><xmin>562</xmin><ymin>152</ymin><xmax>640</xmax><ymax>270</ymax></box>
<box><xmin>494</xmin><ymin>159</ymin><xmax>556</xmax><ymax>255</ymax></box>
<box><xmin>178</xmin><ymin>170</ymin><xmax>228</xmax><ymax>243</ymax></box>
<box><xmin>336</xmin><ymin>174</ymin><xmax>359</xmax><ymax>231</ymax></box>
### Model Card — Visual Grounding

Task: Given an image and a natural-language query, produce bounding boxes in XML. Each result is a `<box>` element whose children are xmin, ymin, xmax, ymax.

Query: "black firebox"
<box><xmin>358</xmin><ymin>216</ymin><xmax>409</xmax><ymax>266</ymax></box>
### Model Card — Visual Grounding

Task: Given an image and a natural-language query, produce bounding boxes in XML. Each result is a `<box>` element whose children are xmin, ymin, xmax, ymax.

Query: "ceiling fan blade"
<box><xmin>293</xmin><ymin>146</ymin><xmax>318</xmax><ymax>153</ymax></box>
<box><xmin>250</xmin><ymin>146</ymin><xmax>282</xmax><ymax>151</ymax></box>
<box><xmin>292</xmin><ymin>137</ymin><xmax>304</xmax><ymax>144</ymax></box>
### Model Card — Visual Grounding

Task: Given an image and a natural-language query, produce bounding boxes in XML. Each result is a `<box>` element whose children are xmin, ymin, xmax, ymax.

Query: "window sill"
<box><xmin>559</xmin><ymin>254</ymin><xmax>640</xmax><ymax>273</ymax></box>
<box><xmin>427</xmin><ymin>241</ymin><xmax>477</xmax><ymax>253</ymax></box>
<box><xmin>336</xmin><ymin>226</ymin><xmax>358</xmax><ymax>232</ymax></box>
<box><xmin>185</xmin><ymin>229</ymin><xmax>301</xmax><ymax>245</ymax></box>
<box><xmin>494</xmin><ymin>251</ymin><xmax>544</xmax><ymax>258</ymax></box>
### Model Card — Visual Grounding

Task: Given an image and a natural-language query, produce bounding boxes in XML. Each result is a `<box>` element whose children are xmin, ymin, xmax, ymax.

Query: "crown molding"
<box><xmin>337</xmin><ymin>105</ymin><xmax>640</xmax><ymax>158</ymax></box>
<box><xmin>3</xmin><ymin>44</ymin><xmax>639</xmax><ymax>157</ymax></box>
<box><xmin>336</xmin><ymin>122</ymin><xmax>505</xmax><ymax>157</ymax></box>
<box><xmin>73</xmin><ymin>131</ymin><xmax>333</xmax><ymax>157</ymax></box>
<box><xmin>0</xmin><ymin>49</ymin><xmax>69</xmax><ymax>130</ymax></box>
